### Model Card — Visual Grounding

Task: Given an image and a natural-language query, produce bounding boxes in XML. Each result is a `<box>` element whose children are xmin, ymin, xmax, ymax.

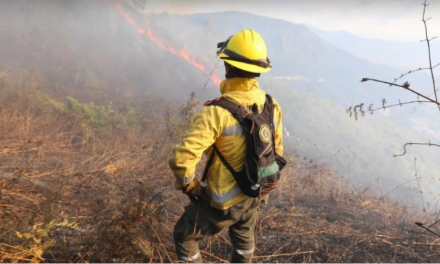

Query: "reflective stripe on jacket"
<box><xmin>169</xmin><ymin>78</ymin><xmax>283</xmax><ymax>210</ymax></box>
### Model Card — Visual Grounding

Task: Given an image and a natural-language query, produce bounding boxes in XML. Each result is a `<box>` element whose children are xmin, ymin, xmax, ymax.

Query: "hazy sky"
<box><xmin>142</xmin><ymin>0</ymin><xmax>440</xmax><ymax>42</ymax></box>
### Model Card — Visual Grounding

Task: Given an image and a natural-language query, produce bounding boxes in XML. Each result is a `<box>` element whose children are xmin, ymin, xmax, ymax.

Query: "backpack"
<box><xmin>202</xmin><ymin>94</ymin><xmax>287</xmax><ymax>198</ymax></box>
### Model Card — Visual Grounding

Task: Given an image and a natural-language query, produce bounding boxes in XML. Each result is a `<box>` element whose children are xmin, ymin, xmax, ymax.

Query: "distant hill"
<box><xmin>146</xmin><ymin>11</ymin><xmax>434</xmax><ymax>104</ymax></box>
<box><xmin>0</xmin><ymin>1</ymin><xmax>431</xmax><ymax>103</ymax></box>
<box><xmin>306</xmin><ymin>25</ymin><xmax>440</xmax><ymax>74</ymax></box>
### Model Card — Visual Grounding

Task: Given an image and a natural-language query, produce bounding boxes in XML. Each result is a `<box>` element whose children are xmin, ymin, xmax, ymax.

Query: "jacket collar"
<box><xmin>220</xmin><ymin>78</ymin><xmax>259</xmax><ymax>95</ymax></box>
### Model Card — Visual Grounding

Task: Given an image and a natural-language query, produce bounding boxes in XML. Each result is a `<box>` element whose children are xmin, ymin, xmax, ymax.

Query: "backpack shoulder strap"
<box><xmin>265</xmin><ymin>94</ymin><xmax>275</xmax><ymax>125</ymax></box>
<box><xmin>213</xmin><ymin>144</ymin><xmax>241</xmax><ymax>180</ymax></box>
<box><xmin>265</xmin><ymin>94</ymin><xmax>281</xmax><ymax>156</ymax></box>
<box><xmin>201</xmin><ymin>144</ymin><xmax>241</xmax><ymax>182</ymax></box>
<box><xmin>206</xmin><ymin>97</ymin><xmax>249</xmax><ymax>123</ymax></box>
<box><xmin>202</xmin><ymin>98</ymin><xmax>248</xmax><ymax>183</ymax></box>
<box><xmin>201</xmin><ymin>148</ymin><xmax>215</xmax><ymax>182</ymax></box>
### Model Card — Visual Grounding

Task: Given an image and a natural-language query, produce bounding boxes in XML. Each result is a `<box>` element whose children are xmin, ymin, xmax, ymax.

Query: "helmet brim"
<box><xmin>219</xmin><ymin>52</ymin><xmax>271</xmax><ymax>74</ymax></box>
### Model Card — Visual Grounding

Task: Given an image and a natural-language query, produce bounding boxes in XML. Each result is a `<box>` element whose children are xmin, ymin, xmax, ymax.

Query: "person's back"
<box><xmin>169</xmin><ymin>29</ymin><xmax>285</xmax><ymax>263</ymax></box>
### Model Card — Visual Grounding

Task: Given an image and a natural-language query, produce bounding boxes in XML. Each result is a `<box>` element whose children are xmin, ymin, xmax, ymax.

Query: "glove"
<box><xmin>181</xmin><ymin>178</ymin><xmax>200</xmax><ymax>194</ymax></box>
<box><xmin>182</xmin><ymin>178</ymin><xmax>209</xmax><ymax>203</ymax></box>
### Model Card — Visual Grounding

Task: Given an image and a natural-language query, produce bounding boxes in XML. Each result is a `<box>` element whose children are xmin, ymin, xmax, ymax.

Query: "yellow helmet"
<box><xmin>217</xmin><ymin>29</ymin><xmax>272</xmax><ymax>73</ymax></box>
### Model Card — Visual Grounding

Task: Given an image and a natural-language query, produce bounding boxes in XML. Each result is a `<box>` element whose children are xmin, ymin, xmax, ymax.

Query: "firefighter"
<box><xmin>169</xmin><ymin>29</ymin><xmax>284</xmax><ymax>263</ymax></box>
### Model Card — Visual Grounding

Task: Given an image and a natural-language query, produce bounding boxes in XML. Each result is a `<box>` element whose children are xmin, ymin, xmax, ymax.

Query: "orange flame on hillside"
<box><xmin>116</xmin><ymin>2</ymin><xmax>222</xmax><ymax>86</ymax></box>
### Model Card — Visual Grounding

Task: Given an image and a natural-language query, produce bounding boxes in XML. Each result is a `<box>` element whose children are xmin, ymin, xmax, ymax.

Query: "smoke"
<box><xmin>115</xmin><ymin>1</ymin><xmax>221</xmax><ymax>86</ymax></box>
<box><xmin>2</xmin><ymin>0</ymin><xmax>439</xmax><ymax>210</ymax></box>
<box><xmin>0</xmin><ymin>0</ymin><xmax>222</xmax><ymax>102</ymax></box>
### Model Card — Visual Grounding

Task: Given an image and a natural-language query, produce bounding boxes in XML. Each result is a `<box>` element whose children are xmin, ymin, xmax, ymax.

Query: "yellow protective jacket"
<box><xmin>169</xmin><ymin>78</ymin><xmax>283</xmax><ymax>210</ymax></box>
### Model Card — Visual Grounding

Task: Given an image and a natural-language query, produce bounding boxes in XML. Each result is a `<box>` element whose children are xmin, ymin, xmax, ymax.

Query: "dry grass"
<box><xmin>1</xmin><ymin>72</ymin><xmax>440</xmax><ymax>263</ymax></box>
<box><xmin>252</xmin><ymin>161</ymin><xmax>440</xmax><ymax>263</ymax></box>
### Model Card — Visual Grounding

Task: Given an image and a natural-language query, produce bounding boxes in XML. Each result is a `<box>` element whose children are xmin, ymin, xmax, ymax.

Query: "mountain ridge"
<box><xmin>306</xmin><ymin>24</ymin><xmax>440</xmax><ymax>73</ymax></box>
<box><xmin>145</xmin><ymin>10</ymin><xmax>433</xmax><ymax>104</ymax></box>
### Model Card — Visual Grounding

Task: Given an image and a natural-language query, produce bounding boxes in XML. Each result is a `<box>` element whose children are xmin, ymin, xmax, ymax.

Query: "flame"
<box><xmin>116</xmin><ymin>2</ymin><xmax>221</xmax><ymax>86</ymax></box>
<box><xmin>210</xmin><ymin>74</ymin><xmax>222</xmax><ymax>85</ymax></box>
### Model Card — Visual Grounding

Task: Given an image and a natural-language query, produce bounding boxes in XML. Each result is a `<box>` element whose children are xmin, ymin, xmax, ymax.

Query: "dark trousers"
<box><xmin>173</xmin><ymin>197</ymin><xmax>260</xmax><ymax>263</ymax></box>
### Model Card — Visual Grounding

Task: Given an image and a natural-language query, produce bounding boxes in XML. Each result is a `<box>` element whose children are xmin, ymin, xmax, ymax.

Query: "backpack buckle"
<box><xmin>250</xmin><ymin>183</ymin><xmax>260</xmax><ymax>191</ymax></box>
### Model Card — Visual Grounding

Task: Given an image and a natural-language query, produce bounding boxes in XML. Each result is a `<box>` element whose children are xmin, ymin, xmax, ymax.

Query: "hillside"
<box><xmin>2</xmin><ymin>1</ymin><xmax>440</xmax><ymax>199</ymax></box>
<box><xmin>146</xmin><ymin>11</ymin><xmax>435</xmax><ymax>103</ymax></box>
<box><xmin>1</xmin><ymin>72</ymin><xmax>439</xmax><ymax>262</ymax></box>
<box><xmin>261</xmin><ymin>78</ymin><xmax>440</xmax><ymax>202</ymax></box>
<box><xmin>149</xmin><ymin>10</ymin><xmax>440</xmax><ymax>202</ymax></box>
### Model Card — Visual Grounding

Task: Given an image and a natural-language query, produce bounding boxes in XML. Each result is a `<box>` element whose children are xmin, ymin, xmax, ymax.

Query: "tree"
<box><xmin>348</xmin><ymin>0</ymin><xmax>440</xmax><ymax>157</ymax></box>
<box><xmin>348</xmin><ymin>0</ymin><xmax>440</xmax><ymax>237</ymax></box>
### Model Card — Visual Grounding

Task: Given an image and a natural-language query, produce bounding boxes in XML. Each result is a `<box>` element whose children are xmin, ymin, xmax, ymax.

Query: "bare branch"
<box><xmin>201</xmin><ymin>58</ymin><xmax>221</xmax><ymax>95</ymax></box>
<box><xmin>352</xmin><ymin>103</ymin><xmax>365</xmax><ymax>120</ymax></box>
<box><xmin>361</xmin><ymin>78</ymin><xmax>440</xmax><ymax>106</ymax></box>
<box><xmin>367</xmin><ymin>100</ymin><xmax>432</xmax><ymax>113</ymax></box>
<box><xmin>414</xmin><ymin>158</ymin><xmax>426</xmax><ymax>212</ymax></box>
<box><xmin>347</xmin><ymin>99</ymin><xmax>435</xmax><ymax>119</ymax></box>
<box><xmin>415</xmin><ymin>222</ymin><xmax>440</xmax><ymax>238</ymax></box>
<box><xmin>393</xmin><ymin>62</ymin><xmax>440</xmax><ymax>83</ymax></box>
<box><xmin>394</xmin><ymin>142</ymin><xmax>440</xmax><ymax>157</ymax></box>
<box><xmin>422</xmin><ymin>0</ymin><xmax>440</xmax><ymax>111</ymax></box>
<box><xmin>419</xmin><ymin>36</ymin><xmax>438</xmax><ymax>42</ymax></box>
